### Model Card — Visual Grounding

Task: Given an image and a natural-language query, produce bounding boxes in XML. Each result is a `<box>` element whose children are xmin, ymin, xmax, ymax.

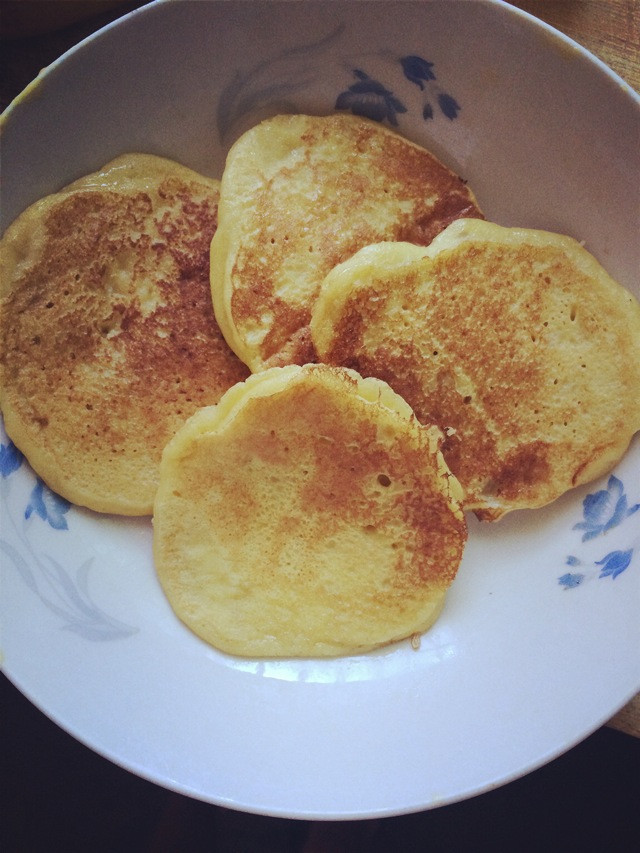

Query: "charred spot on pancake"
<box><xmin>480</xmin><ymin>440</ymin><xmax>552</xmax><ymax>501</ymax></box>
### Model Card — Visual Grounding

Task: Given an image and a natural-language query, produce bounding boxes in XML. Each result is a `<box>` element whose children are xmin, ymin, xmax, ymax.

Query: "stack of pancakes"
<box><xmin>210</xmin><ymin>113</ymin><xmax>482</xmax><ymax>370</ymax></box>
<box><xmin>210</xmin><ymin>114</ymin><xmax>640</xmax><ymax>521</ymax></box>
<box><xmin>3</xmin><ymin>114</ymin><xmax>639</xmax><ymax>657</ymax></box>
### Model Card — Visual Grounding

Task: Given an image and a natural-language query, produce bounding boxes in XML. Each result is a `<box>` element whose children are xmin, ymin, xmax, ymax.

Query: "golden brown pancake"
<box><xmin>153</xmin><ymin>364</ymin><xmax>467</xmax><ymax>658</ymax></box>
<box><xmin>311</xmin><ymin>220</ymin><xmax>640</xmax><ymax>520</ymax></box>
<box><xmin>210</xmin><ymin>113</ymin><xmax>483</xmax><ymax>371</ymax></box>
<box><xmin>0</xmin><ymin>153</ymin><xmax>249</xmax><ymax>515</ymax></box>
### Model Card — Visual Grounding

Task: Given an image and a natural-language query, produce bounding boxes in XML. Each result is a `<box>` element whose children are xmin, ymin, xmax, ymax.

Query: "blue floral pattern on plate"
<box><xmin>0</xmin><ymin>436</ymin><xmax>137</xmax><ymax>640</ymax></box>
<box><xmin>573</xmin><ymin>475</ymin><xmax>639</xmax><ymax>541</ymax></box>
<box><xmin>336</xmin><ymin>54</ymin><xmax>461</xmax><ymax>125</ymax></box>
<box><xmin>0</xmin><ymin>439</ymin><xmax>23</xmax><ymax>476</ymax></box>
<box><xmin>400</xmin><ymin>55</ymin><xmax>461</xmax><ymax>119</ymax></box>
<box><xmin>25</xmin><ymin>480</ymin><xmax>71</xmax><ymax>530</ymax></box>
<box><xmin>400</xmin><ymin>55</ymin><xmax>435</xmax><ymax>89</ymax></box>
<box><xmin>559</xmin><ymin>476</ymin><xmax>638</xmax><ymax>589</ymax></box>
<box><xmin>216</xmin><ymin>25</ymin><xmax>461</xmax><ymax>140</ymax></box>
<box><xmin>217</xmin><ymin>24</ymin><xmax>345</xmax><ymax>141</ymax></box>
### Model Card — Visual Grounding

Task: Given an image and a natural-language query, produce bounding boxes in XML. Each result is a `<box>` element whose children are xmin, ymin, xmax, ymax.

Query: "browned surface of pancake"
<box><xmin>210</xmin><ymin>113</ymin><xmax>483</xmax><ymax>371</ymax></box>
<box><xmin>0</xmin><ymin>154</ymin><xmax>249</xmax><ymax>514</ymax></box>
<box><xmin>311</xmin><ymin>223</ymin><xmax>640</xmax><ymax>519</ymax></box>
<box><xmin>153</xmin><ymin>364</ymin><xmax>466</xmax><ymax>657</ymax></box>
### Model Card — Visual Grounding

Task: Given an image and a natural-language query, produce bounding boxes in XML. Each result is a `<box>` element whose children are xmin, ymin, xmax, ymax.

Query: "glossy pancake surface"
<box><xmin>210</xmin><ymin>113</ymin><xmax>483</xmax><ymax>371</ymax></box>
<box><xmin>153</xmin><ymin>364</ymin><xmax>467</xmax><ymax>658</ymax></box>
<box><xmin>0</xmin><ymin>154</ymin><xmax>249</xmax><ymax>515</ymax></box>
<box><xmin>311</xmin><ymin>219</ymin><xmax>640</xmax><ymax>519</ymax></box>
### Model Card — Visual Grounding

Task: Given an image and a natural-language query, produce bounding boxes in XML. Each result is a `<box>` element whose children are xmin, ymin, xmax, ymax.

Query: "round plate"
<box><xmin>1</xmin><ymin>0</ymin><xmax>639</xmax><ymax>819</ymax></box>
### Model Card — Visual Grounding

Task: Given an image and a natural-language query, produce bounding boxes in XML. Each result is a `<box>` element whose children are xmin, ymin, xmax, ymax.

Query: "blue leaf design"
<box><xmin>25</xmin><ymin>480</ymin><xmax>71</xmax><ymax>530</ymax></box>
<box><xmin>595</xmin><ymin>549</ymin><xmax>633</xmax><ymax>580</ymax></box>
<box><xmin>336</xmin><ymin>70</ymin><xmax>407</xmax><ymax>126</ymax></box>
<box><xmin>0</xmin><ymin>441</ymin><xmax>23</xmax><ymax>477</ymax></box>
<box><xmin>603</xmin><ymin>476</ymin><xmax>628</xmax><ymax>532</ymax></box>
<box><xmin>558</xmin><ymin>572</ymin><xmax>584</xmax><ymax>589</ymax></box>
<box><xmin>40</xmin><ymin>484</ymin><xmax>72</xmax><ymax>530</ymax></box>
<box><xmin>63</xmin><ymin>621</ymin><xmax>136</xmax><ymax>641</ymax></box>
<box><xmin>563</xmin><ymin>477</ymin><xmax>638</xmax><ymax>589</ymax></box>
<box><xmin>582</xmin><ymin>487</ymin><xmax>611</xmax><ymax>524</ymax></box>
<box><xmin>25</xmin><ymin>482</ymin><xmax>45</xmax><ymax>521</ymax></box>
<box><xmin>437</xmin><ymin>93</ymin><xmax>461</xmax><ymax>120</ymax></box>
<box><xmin>607</xmin><ymin>493</ymin><xmax>628</xmax><ymax>531</ymax></box>
<box><xmin>580</xmin><ymin>489</ymin><xmax>609</xmax><ymax>528</ymax></box>
<box><xmin>216</xmin><ymin>24</ymin><xmax>344</xmax><ymax>141</ymax></box>
<box><xmin>572</xmin><ymin>523</ymin><xmax>603</xmax><ymax>543</ymax></box>
<box><xmin>0</xmin><ymin>540</ymin><xmax>138</xmax><ymax>641</ymax></box>
<box><xmin>335</xmin><ymin>91</ymin><xmax>387</xmax><ymax>123</ymax></box>
<box><xmin>423</xmin><ymin>101</ymin><xmax>434</xmax><ymax>120</ymax></box>
<box><xmin>0</xmin><ymin>539</ymin><xmax>40</xmax><ymax>594</ymax></box>
<box><xmin>40</xmin><ymin>555</ymin><xmax>99</xmax><ymax>620</ymax></box>
<box><xmin>345</xmin><ymin>76</ymin><xmax>392</xmax><ymax>97</ymax></box>
<box><xmin>607</xmin><ymin>475</ymin><xmax>624</xmax><ymax>496</ymax></box>
<box><xmin>400</xmin><ymin>55</ymin><xmax>436</xmax><ymax>89</ymax></box>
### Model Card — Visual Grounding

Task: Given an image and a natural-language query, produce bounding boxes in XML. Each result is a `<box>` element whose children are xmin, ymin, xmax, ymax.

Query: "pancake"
<box><xmin>210</xmin><ymin>113</ymin><xmax>483</xmax><ymax>372</ymax></box>
<box><xmin>0</xmin><ymin>153</ymin><xmax>249</xmax><ymax>515</ymax></box>
<box><xmin>310</xmin><ymin>219</ymin><xmax>640</xmax><ymax>520</ymax></box>
<box><xmin>152</xmin><ymin>364</ymin><xmax>467</xmax><ymax>658</ymax></box>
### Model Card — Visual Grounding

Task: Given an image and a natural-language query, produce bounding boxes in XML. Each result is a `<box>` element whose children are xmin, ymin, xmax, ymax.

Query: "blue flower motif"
<box><xmin>573</xmin><ymin>475</ymin><xmax>639</xmax><ymax>542</ymax></box>
<box><xmin>336</xmin><ymin>69</ymin><xmax>407</xmax><ymax>125</ymax></box>
<box><xmin>565</xmin><ymin>555</ymin><xmax>581</xmax><ymax>566</ymax></box>
<box><xmin>596</xmin><ymin>549</ymin><xmax>633</xmax><ymax>580</ymax></box>
<box><xmin>558</xmin><ymin>572</ymin><xmax>584</xmax><ymax>589</ymax></box>
<box><xmin>437</xmin><ymin>93</ymin><xmax>461</xmax><ymax>120</ymax></box>
<box><xmin>0</xmin><ymin>541</ymin><xmax>138</xmax><ymax>641</ymax></box>
<box><xmin>25</xmin><ymin>480</ymin><xmax>71</xmax><ymax>531</ymax></box>
<box><xmin>400</xmin><ymin>55</ymin><xmax>435</xmax><ymax>89</ymax></box>
<box><xmin>0</xmin><ymin>440</ymin><xmax>23</xmax><ymax>478</ymax></box>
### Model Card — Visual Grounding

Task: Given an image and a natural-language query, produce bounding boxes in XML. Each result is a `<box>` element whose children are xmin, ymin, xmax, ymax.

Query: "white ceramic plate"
<box><xmin>1</xmin><ymin>0</ymin><xmax>639</xmax><ymax>819</ymax></box>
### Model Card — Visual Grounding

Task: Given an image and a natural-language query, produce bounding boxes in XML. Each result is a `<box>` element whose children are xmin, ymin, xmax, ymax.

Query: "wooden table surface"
<box><xmin>511</xmin><ymin>0</ymin><xmax>639</xmax><ymax>93</ymax></box>
<box><xmin>1</xmin><ymin>0</ymin><xmax>638</xmax><ymax>738</ymax></box>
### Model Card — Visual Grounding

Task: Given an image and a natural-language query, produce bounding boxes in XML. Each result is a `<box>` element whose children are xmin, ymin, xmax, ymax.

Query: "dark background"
<box><xmin>1</xmin><ymin>3</ymin><xmax>639</xmax><ymax>851</ymax></box>
<box><xmin>3</xmin><ymin>672</ymin><xmax>639</xmax><ymax>852</ymax></box>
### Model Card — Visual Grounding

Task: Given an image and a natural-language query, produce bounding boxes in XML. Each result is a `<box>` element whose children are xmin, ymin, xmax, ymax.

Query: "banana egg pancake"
<box><xmin>210</xmin><ymin>113</ymin><xmax>483</xmax><ymax>372</ymax></box>
<box><xmin>311</xmin><ymin>219</ymin><xmax>640</xmax><ymax>520</ymax></box>
<box><xmin>153</xmin><ymin>364</ymin><xmax>467</xmax><ymax>658</ymax></box>
<box><xmin>0</xmin><ymin>153</ymin><xmax>249</xmax><ymax>515</ymax></box>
